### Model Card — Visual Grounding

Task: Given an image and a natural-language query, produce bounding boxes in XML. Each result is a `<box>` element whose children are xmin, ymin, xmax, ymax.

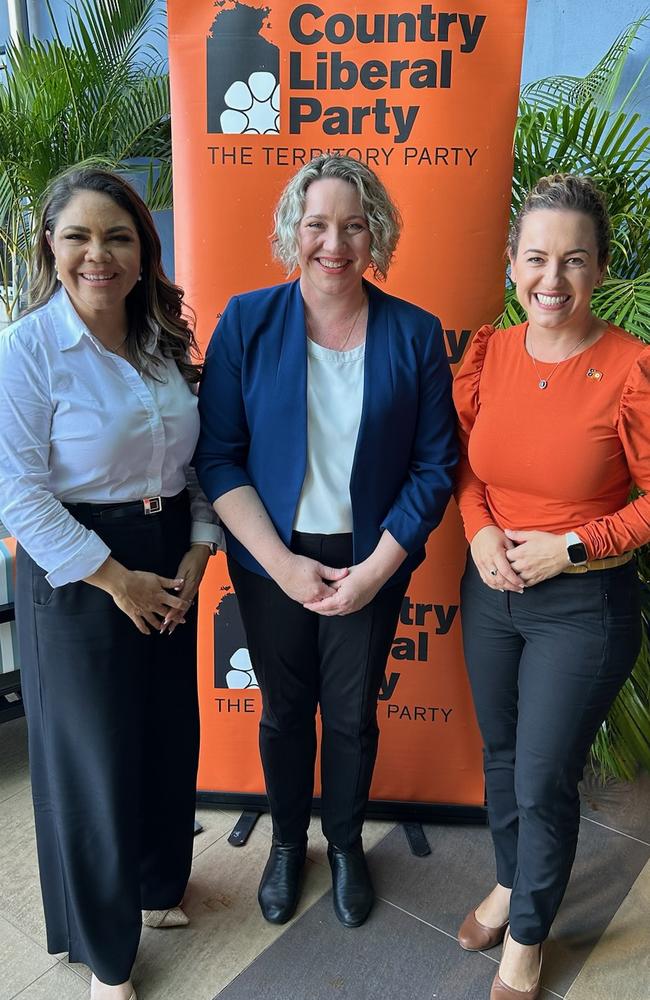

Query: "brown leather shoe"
<box><xmin>490</xmin><ymin>932</ymin><xmax>543</xmax><ymax>999</ymax></box>
<box><xmin>457</xmin><ymin>908</ymin><xmax>508</xmax><ymax>951</ymax></box>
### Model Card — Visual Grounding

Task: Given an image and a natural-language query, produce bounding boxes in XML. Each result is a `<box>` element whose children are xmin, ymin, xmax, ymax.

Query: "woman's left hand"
<box><xmin>504</xmin><ymin>529</ymin><xmax>569</xmax><ymax>586</ymax></box>
<box><xmin>303</xmin><ymin>562</ymin><xmax>381</xmax><ymax>616</ymax></box>
<box><xmin>161</xmin><ymin>544</ymin><xmax>211</xmax><ymax>634</ymax></box>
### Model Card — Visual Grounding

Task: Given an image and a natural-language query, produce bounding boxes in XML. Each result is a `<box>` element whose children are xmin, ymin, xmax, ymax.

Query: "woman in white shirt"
<box><xmin>195</xmin><ymin>155</ymin><xmax>457</xmax><ymax>931</ymax></box>
<box><xmin>0</xmin><ymin>168</ymin><xmax>221</xmax><ymax>1000</ymax></box>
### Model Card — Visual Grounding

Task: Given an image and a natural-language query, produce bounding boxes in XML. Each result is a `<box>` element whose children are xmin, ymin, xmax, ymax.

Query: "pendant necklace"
<box><xmin>109</xmin><ymin>335</ymin><xmax>129</xmax><ymax>355</ymax></box>
<box><xmin>527</xmin><ymin>328</ymin><xmax>589</xmax><ymax>390</ymax></box>
<box><xmin>306</xmin><ymin>296</ymin><xmax>366</xmax><ymax>352</ymax></box>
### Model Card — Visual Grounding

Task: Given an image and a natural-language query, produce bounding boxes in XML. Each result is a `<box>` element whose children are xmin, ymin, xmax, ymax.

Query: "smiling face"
<box><xmin>509</xmin><ymin>208</ymin><xmax>605</xmax><ymax>336</ymax></box>
<box><xmin>46</xmin><ymin>189</ymin><xmax>141</xmax><ymax>324</ymax></box>
<box><xmin>297</xmin><ymin>178</ymin><xmax>372</xmax><ymax>300</ymax></box>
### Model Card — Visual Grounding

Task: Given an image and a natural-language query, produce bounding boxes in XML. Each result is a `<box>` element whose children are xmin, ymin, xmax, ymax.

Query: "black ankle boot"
<box><xmin>258</xmin><ymin>839</ymin><xmax>307</xmax><ymax>924</ymax></box>
<box><xmin>327</xmin><ymin>841</ymin><xmax>374</xmax><ymax>928</ymax></box>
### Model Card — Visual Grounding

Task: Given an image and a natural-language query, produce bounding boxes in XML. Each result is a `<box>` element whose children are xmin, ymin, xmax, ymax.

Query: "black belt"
<box><xmin>65</xmin><ymin>490</ymin><xmax>188</xmax><ymax>522</ymax></box>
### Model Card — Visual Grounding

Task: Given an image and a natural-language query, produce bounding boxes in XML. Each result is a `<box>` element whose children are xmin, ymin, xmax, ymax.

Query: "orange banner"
<box><xmin>167</xmin><ymin>0</ymin><xmax>527</xmax><ymax>807</ymax></box>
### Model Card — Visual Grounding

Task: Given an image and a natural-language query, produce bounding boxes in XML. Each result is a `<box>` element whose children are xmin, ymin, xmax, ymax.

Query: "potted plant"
<box><xmin>0</xmin><ymin>0</ymin><xmax>172</xmax><ymax>322</ymax></box>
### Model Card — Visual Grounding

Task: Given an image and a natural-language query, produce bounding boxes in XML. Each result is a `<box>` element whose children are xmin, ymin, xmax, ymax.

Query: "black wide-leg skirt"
<box><xmin>15</xmin><ymin>495</ymin><xmax>199</xmax><ymax>984</ymax></box>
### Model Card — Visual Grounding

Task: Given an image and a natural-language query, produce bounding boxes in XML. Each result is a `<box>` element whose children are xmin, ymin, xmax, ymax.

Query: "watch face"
<box><xmin>568</xmin><ymin>542</ymin><xmax>588</xmax><ymax>565</ymax></box>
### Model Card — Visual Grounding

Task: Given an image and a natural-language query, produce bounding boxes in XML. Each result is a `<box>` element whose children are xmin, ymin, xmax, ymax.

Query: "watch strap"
<box><xmin>565</xmin><ymin>531</ymin><xmax>588</xmax><ymax>565</ymax></box>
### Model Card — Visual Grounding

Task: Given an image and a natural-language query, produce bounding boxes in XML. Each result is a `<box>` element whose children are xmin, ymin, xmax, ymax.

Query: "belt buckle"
<box><xmin>143</xmin><ymin>496</ymin><xmax>162</xmax><ymax>515</ymax></box>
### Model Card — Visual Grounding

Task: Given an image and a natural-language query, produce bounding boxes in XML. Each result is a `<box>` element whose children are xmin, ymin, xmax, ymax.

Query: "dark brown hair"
<box><xmin>30</xmin><ymin>166</ymin><xmax>201</xmax><ymax>383</ymax></box>
<box><xmin>509</xmin><ymin>173</ymin><xmax>611</xmax><ymax>268</ymax></box>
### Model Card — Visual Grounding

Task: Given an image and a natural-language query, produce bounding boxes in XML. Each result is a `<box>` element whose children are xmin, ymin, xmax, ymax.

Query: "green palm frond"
<box><xmin>522</xmin><ymin>12</ymin><xmax>650</xmax><ymax>113</ymax></box>
<box><xmin>594</xmin><ymin>274</ymin><xmax>650</xmax><ymax>340</ymax></box>
<box><xmin>143</xmin><ymin>159</ymin><xmax>173</xmax><ymax>212</ymax></box>
<box><xmin>0</xmin><ymin>0</ymin><xmax>170</xmax><ymax>315</ymax></box>
<box><xmin>496</xmin><ymin>285</ymin><xmax>526</xmax><ymax>328</ymax></box>
<box><xmin>512</xmin><ymin>102</ymin><xmax>650</xmax><ymax>219</ymax></box>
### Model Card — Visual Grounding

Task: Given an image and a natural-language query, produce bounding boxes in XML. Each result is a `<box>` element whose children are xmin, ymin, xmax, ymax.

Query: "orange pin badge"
<box><xmin>586</xmin><ymin>368</ymin><xmax>603</xmax><ymax>381</ymax></box>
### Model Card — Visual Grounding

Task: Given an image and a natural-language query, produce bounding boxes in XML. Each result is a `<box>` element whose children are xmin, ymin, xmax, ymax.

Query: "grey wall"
<box><xmin>0</xmin><ymin>3</ymin><xmax>7</xmax><ymax>47</ymax></box>
<box><xmin>520</xmin><ymin>0</ymin><xmax>649</xmax><ymax>113</ymax></box>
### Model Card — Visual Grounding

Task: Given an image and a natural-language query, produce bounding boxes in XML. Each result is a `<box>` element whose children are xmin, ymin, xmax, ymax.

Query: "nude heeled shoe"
<box><xmin>90</xmin><ymin>974</ymin><xmax>136</xmax><ymax>1000</ymax></box>
<box><xmin>457</xmin><ymin>907</ymin><xmax>508</xmax><ymax>951</ymax></box>
<box><xmin>142</xmin><ymin>905</ymin><xmax>189</xmax><ymax>928</ymax></box>
<box><xmin>490</xmin><ymin>929</ymin><xmax>543</xmax><ymax>999</ymax></box>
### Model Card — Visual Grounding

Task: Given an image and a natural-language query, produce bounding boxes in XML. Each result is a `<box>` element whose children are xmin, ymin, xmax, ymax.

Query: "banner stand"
<box><xmin>168</xmin><ymin>0</ymin><xmax>528</xmax><ymax>817</ymax></box>
<box><xmin>197</xmin><ymin>793</ymin><xmax>487</xmax><ymax>827</ymax></box>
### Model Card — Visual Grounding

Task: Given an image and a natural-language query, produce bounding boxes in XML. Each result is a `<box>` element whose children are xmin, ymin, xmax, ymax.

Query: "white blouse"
<box><xmin>0</xmin><ymin>287</ymin><xmax>222</xmax><ymax>586</ymax></box>
<box><xmin>294</xmin><ymin>338</ymin><xmax>365</xmax><ymax>534</ymax></box>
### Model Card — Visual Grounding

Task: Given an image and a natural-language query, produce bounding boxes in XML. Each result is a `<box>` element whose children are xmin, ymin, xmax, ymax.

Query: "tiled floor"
<box><xmin>1</xmin><ymin>715</ymin><xmax>649</xmax><ymax>1000</ymax></box>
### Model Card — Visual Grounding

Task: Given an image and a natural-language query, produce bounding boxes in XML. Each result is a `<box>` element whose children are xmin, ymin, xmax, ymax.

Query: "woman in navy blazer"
<box><xmin>195</xmin><ymin>155</ymin><xmax>457</xmax><ymax>929</ymax></box>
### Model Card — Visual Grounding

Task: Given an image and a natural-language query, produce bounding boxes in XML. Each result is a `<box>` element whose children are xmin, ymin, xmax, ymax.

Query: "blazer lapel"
<box><xmin>273</xmin><ymin>280</ymin><xmax>308</xmax><ymax>525</ymax></box>
<box><xmin>350</xmin><ymin>281</ymin><xmax>390</xmax><ymax>500</ymax></box>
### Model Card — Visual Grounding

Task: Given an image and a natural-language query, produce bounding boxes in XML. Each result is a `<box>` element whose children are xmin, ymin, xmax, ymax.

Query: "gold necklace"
<box><xmin>306</xmin><ymin>296</ymin><xmax>366</xmax><ymax>352</ymax></box>
<box><xmin>527</xmin><ymin>328</ymin><xmax>589</xmax><ymax>389</ymax></box>
<box><xmin>110</xmin><ymin>335</ymin><xmax>128</xmax><ymax>354</ymax></box>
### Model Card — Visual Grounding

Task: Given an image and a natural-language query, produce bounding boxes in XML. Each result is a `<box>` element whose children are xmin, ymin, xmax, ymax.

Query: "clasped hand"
<box><xmin>159</xmin><ymin>544</ymin><xmax>211</xmax><ymax>635</ymax></box>
<box><xmin>470</xmin><ymin>525</ymin><xmax>524</xmax><ymax>592</ymax></box>
<box><xmin>274</xmin><ymin>552</ymin><xmax>348</xmax><ymax>605</ymax></box>
<box><xmin>275</xmin><ymin>552</ymin><xmax>381</xmax><ymax>615</ymax></box>
<box><xmin>88</xmin><ymin>549</ymin><xmax>211</xmax><ymax>635</ymax></box>
<box><xmin>304</xmin><ymin>561</ymin><xmax>382</xmax><ymax>615</ymax></box>
<box><xmin>275</xmin><ymin>552</ymin><xmax>383</xmax><ymax>616</ymax></box>
<box><xmin>471</xmin><ymin>525</ymin><xmax>569</xmax><ymax>590</ymax></box>
<box><xmin>503</xmin><ymin>529</ymin><xmax>570</xmax><ymax>586</ymax></box>
<box><xmin>111</xmin><ymin>567</ymin><xmax>190</xmax><ymax>635</ymax></box>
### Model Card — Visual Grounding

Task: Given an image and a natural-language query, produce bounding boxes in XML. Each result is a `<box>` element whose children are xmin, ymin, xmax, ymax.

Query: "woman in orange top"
<box><xmin>453</xmin><ymin>174</ymin><xmax>650</xmax><ymax>1000</ymax></box>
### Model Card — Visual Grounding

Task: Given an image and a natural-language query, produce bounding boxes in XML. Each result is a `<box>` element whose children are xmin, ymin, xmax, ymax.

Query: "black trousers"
<box><xmin>228</xmin><ymin>532</ymin><xmax>408</xmax><ymax>848</ymax></box>
<box><xmin>15</xmin><ymin>495</ymin><xmax>199</xmax><ymax>985</ymax></box>
<box><xmin>460</xmin><ymin>556</ymin><xmax>641</xmax><ymax>944</ymax></box>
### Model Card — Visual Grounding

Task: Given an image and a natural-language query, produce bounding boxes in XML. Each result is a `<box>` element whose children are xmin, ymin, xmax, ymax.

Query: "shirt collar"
<box><xmin>49</xmin><ymin>286</ymin><xmax>94</xmax><ymax>351</ymax></box>
<box><xmin>49</xmin><ymin>286</ymin><xmax>159</xmax><ymax>355</ymax></box>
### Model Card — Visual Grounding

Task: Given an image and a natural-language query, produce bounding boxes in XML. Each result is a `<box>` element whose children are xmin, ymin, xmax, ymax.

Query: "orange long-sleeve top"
<box><xmin>453</xmin><ymin>322</ymin><xmax>650</xmax><ymax>559</ymax></box>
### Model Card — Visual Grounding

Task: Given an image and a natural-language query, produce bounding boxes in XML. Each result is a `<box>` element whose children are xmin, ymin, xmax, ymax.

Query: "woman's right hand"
<box><xmin>273</xmin><ymin>552</ymin><xmax>349</xmax><ymax>604</ymax></box>
<box><xmin>470</xmin><ymin>525</ymin><xmax>524</xmax><ymax>593</ymax></box>
<box><xmin>85</xmin><ymin>557</ymin><xmax>190</xmax><ymax>634</ymax></box>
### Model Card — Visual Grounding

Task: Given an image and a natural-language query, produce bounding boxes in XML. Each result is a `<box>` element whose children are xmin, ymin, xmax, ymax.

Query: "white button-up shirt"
<box><xmin>0</xmin><ymin>287</ymin><xmax>222</xmax><ymax>586</ymax></box>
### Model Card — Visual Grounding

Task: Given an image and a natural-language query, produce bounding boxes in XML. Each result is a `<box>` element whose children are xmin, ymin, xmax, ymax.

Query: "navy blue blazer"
<box><xmin>195</xmin><ymin>278</ymin><xmax>458</xmax><ymax>586</ymax></box>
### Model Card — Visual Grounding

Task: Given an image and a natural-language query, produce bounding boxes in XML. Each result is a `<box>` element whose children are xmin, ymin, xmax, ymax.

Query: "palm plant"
<box><xmin>501</xmin><ymin>15</ymin><xmax>650</xmax><ymax>779</ymax></box>
<box><xmin>0</xmin><ymin>0</ymin><xmax>171</xmax><ymax>322</ymax></box>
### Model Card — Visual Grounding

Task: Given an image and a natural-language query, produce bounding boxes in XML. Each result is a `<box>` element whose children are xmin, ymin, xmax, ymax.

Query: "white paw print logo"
<box><xmin>220</xmin><ymin>71</ymin><xmax>280</xmax><ymax>134</ymax></box>
<box><xmin>226</xmin><ymin>647</ymin><xmax>259</xmax><ymax>689</ymax></box>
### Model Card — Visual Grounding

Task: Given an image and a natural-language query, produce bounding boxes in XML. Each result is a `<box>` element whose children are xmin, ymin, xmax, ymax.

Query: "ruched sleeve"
<box><xmin>577</xmin><ymin>348</ymin><xmax>650</xmax><ymax>557</ymax></box>
<box><xmin>452</xmin><ymin>324</ymin><xmax>498</xmax><ymax>542</ymax></box>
